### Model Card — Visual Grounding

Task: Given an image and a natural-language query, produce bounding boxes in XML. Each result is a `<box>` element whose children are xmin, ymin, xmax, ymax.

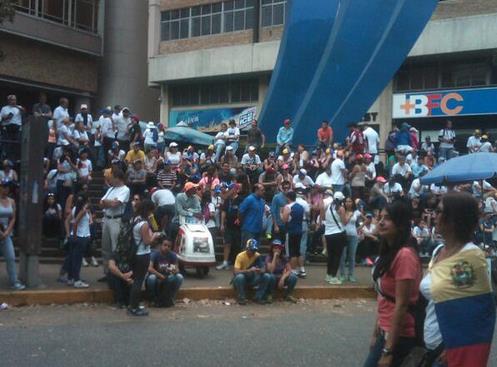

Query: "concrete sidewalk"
<box><xmin>0</xmin><ymin>262</ymin><xmax>376</xmax><ymax>306</ymax></box>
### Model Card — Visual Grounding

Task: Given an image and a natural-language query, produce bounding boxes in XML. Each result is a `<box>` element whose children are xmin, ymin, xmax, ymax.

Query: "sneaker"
<box><xmin>339</xmin><ymin>275</ymin><xmax>346</xmax><ymax>283</ymax></box>
<box><xmin>127</xmin><ymin>308</ymin><xmax>149</xmax><ymax>317</ymax></box>
<box><xmin>238</xmin><ymin>298</ymin><xmax>247</xmax><ymax>305</ymax></box>
<box><xmin>216</xmin><ymin>262</ymin><xmax>229</xmax><ymax>270</ymax></box>
<box><xmin>82</xmin><ymin>258</ymin><xmax>89</xmax><ymax>267</ymax></box>
<box><xmin>90</xmin><ymin>257</ymin><xmax>99</xmax><ymax>267</ymax></box>
<box><xmin>11</xmin><ymin>281</ymin><xmax>25</xmax><ymax>291</ymax></box>
<box><xmin>57</xmin><ymin>275</ymin><xmax>68</xmax><ymax>283</ymax></box>
<box><xmin>266</xmin><ymin>294</ymin><xmax>273</xmax><ymax>304</ymax></box>
<box><xmin>285</xmin><ymin>295</ymin><xmax>297</xmax><ymax>303</ymax></box>
<box><xmin>67</xmin><ymin>279</ymin><xmax>74</xmax><ymax>286</ymax></box>
<box><xmin>265</xmin><ymin>233</ymin><xmax>272</xmax><ymax>240</ymax></box>
<box><xmin>325</xmin><ymin>274</ymin><xmax>333</xmax><ymax>283</ymax></box>
<box><xmin>298</xmin><ymin>271</ymin><xmax>307</xmax><ymax>279</ymax></box>
<box><xmin>328</xmin><ymin>277</ymin><xmax>343</xmax><ymax>285</ymax></box>
<box><xmin>348</xmin><ymin>275</ymin><xmax>357</xmax><ymax>283</ymax></box>
<box><xmin>73</xmin><ymin>280</ymin><xmax>89</xmax><ymax>288</ymax></box>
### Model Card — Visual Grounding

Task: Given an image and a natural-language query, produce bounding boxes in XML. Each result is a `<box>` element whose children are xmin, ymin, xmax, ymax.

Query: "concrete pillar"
<box><xmin>377</xmin><ymin>82</ymin><xmax>394</xmax><ymax>158</ymax></box>
<box><xmin>148</xmin><ymin>0</ymin><xmax>161</xmax><ymax>59</ymax></box>
<box><xmin>98</xmin><ymin>0</ymin><xmax>160</xmax><ymax>122</ymax></box>
<box><xmin>160</xmin><ymin>84</ymin><xmax>169</xmax><ymax>126</ymax></box>
<box><xmin>256</xmin><ymin>74</ymin><xmax>270</xmax><ymax>119</ymax></box>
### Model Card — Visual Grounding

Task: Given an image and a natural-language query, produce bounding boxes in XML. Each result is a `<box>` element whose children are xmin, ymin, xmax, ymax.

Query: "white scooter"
<box><xmin>174</xmin><ymin>215</ymin><xmax>216</xmax><ymax>278</ymax></box>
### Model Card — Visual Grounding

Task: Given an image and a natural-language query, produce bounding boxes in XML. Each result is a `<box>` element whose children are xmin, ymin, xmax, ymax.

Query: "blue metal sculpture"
<box><xmin>259</xmin><ymin>0</ymin><xmax>439</xmax><ymax>145</ymax></box>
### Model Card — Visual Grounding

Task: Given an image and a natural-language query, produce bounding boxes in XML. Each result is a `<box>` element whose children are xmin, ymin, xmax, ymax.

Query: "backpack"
<box><xmin>115</xmin><ymin>217</ymin><xmax>139</xmax><ymax>266</ymax></box>
<box><xmin>377</xmin><ymin>288</ymin><xmax>428</xmax><ymax>347</ymax></box>
<box><xmin>152</xmin><ymin>128</ymin><xmax>159</xmax><ymax>143</ymax></box>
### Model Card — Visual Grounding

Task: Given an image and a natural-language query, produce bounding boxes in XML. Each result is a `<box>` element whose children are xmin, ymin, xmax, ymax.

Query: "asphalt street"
<box><xmin>0</xmin><ymin>300</ymin><xmax>496</xmax><ymax>367</ymax></box>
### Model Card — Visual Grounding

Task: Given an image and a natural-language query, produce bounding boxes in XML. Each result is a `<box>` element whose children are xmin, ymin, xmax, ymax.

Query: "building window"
<box><xmin>14</xmin><ymin>0</ymin><xmax>99</xmax><ymax>33</ymax></box>
<box><xmin>261</xmin><ymin>0</ymin><xmax>286</xmax><ymax>27</ymax></box>
<box><xmin>160</xmin><ymin>0</ymin><xmax>255</xmax><ymax>42</ymax></box>
<box><xmin>171</xmin><ymin>79</ymin><xmax>259</xmax><ymax>107</ymax></box>
<box><xmin>395</xmin><ymin>60</ymin><xmax>491</xmax><ymax>92</ymax></box>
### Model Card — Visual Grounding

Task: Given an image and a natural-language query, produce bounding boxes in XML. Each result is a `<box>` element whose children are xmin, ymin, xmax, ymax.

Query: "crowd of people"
<box><xmin>1</xmin><ymin>93</ymin><xmax>497</xmax><ymax>365</ymax></box>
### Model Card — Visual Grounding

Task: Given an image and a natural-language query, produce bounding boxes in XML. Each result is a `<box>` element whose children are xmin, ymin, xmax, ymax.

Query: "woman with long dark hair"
<box><xmin>420</xmin><ymin>192</ymin><xmax>496</xmax><ymax>367</ymax></box>
<box><xmin>129</xmin><ymin>199</ymin><xmax>160</xmax><ymax>316</ymax></box>
<box><xmin>363</xmin><ymin>199</ymin><xmax>422</xmax><ymax>367</ymax></box>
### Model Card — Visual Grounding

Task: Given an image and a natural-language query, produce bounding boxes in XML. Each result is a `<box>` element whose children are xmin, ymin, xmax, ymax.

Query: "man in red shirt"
<box><xmin>317</xmin><ymin>120</ymin><xmax>333</xmax><ymax>150</ymax></box>
<box><xmin>349</xmin><ymin>124</ymin><xmax>366</xmax><ymax>154</ymax></box>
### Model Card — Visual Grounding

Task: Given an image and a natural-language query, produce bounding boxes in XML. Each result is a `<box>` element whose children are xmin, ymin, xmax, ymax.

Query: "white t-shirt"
<box><xmin>366</xmin><ymin>162</ymin><xmax>376</xmax><ymax>181</ymax></box>
<box><xmin>295</xmin><ymin>197</ymin><xmax>311</xmax><ymax>222</ymax></box>
<box><xmin>143</xmin><ymin>128</ymin><xmax>156</xmax><ymax>146</ymax></box>
<box><xmin>115</xmin><ymin>117</ymin><xmax>131</xmax><ymax>141</ymax></box>
<box><xmin>100</xmin><ymin>117</ymin><xmax>115</xmax><ymax>139</ymax></box>
<box><xmin>293</xmin><ymin>175</ymin><xmax>314</xmax><ymax>188</ymax></box>
<box><xmin>430</xmin><ymin>184</ymin><xmax>447</xmax><ymax>196</ymax></box>
<box><xmin>53</xmin><ymin>106</ymin><xmax>69</xmax><ymax>129</ymax></box>
<box><xmin>345</xmin><ymin>210</ymin><xmax>361</xmax><ymax>236</ymax></box>
<box><xmin>315</xmin><ymin>172</ymin><xmax>334</xmax><ymax>188</ymax></box>
<box><xmin>420</xmin><ymin>243</ymin><xmax>479</xmax><ymax>349</ymax></box>
<box><xmin>226</xmin><ymin>127</ymin><xmax>240</xmax><ymax>142</ymax></box>
<box><xmin>466</xmin><ymin>136</ymin><xmax>481</xmax><ymax>153</ymax></box>
<box><xmin>324</xmin><ymin>202</ymin><xmax>345</xmax><ymax>235</ymax></box>
<box><xmin>133</xmin><ymin>220</ymin><xmax>152</xmax><ymax>256</ymax></box>
<box><xmin>73</xmin><ymin>130</ymin><xmax>89</xmax><ymax>144</ymax></box>
<box><xmin>383</xmin><ymin>182</ymin><xmax>403</xmax><ymax>196</ymax></box>
<box><xmin>57</xmin><ymin>125</ymin><xmax>71</xmax><ymax>146</ymax></box>
<box><xmin>75</xmin><ymin>113</ymin><xmax>93</xmax><ymax>131</ymax></box>
<box><xmin>151</xmin><ymin>189</ymin><xmax>175</xmax><ymax>207</ymax></box>
<box><xmin>215</xmin><ymin>131</ymin><xmax>227</xmax><ymax>145</ymax></box>
<box><xmin>70</xmin><ymin>207</ymin><xmax>91</xmax><ymax>238</ymax></box>
<box><xmin>438</xmin><ymin>128</ymin><xmax>455</xmax><ymax>149</ymax></box>
<box><xmin>331</xmin><ymin>158</ymin><xmax>346</xmax><ymax>185</ymax></box>
<box><xmin>363</xmin><ymin>127</ymin><xmax>379</xmax><ymax>154</ymax></box>
<box><xmin>165</xmin><ymin>151</ymin><xmax>182</xmax><ymax>165</ymax></box>
<box><xmin>0</xmin><ymin>105</ymin><xmax>22</xmax><ymax>126</ymax></box>
<box><xmin>241</xmin><ymin>153</ymin><xmax>261</xmax><ymax>166</ymax></box>
<box><xmin>391</xmin><ymin>162</ymin><xmax>412</xmax><ymax>177</ymax></box>
<box><xmin>479</xmin><ymin>142</ymin><xmax>493</xmax><ymax>152</ymax></box>
<box><xmin>77</xmin><ymin>159</ymin><xmax>92</xmax><ymax>177</ymax></box>
<box><xmin>101</xmin><ymin>185</ymin><xmax>130</xmax><ymax>217</ymax></box>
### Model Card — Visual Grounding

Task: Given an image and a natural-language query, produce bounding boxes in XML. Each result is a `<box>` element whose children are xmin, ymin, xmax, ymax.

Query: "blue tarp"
<box><xmin>420</xmin><ymin>153</ymin><xmax>497</xmax><ymax>185</ymax></box>
<box><xmin>163</xmin><ymin>126</ymin><xmax>213</xmax><ymax>146</ymax></box>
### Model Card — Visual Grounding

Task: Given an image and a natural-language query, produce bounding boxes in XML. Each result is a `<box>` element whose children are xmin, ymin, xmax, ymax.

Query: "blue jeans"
<box><xmin>363</xmin><ymin>332</ymin><xmax>416</xmax><ymax>367</ymax></box>
<box><xmin>215</xmin><ymin>143</ymin><xmax>225</xmax><ymax>162</ymax></box>
<box><xmin>146</xmin><ymin>273</ymin><xmax>184</xmax><ymax>305</ymax></box>
<box><xmin>0</xmin><ymin>235</ymin><xmax>18</xmax><ymax>286</ymax></box>
<box><xmin>300</xmin><ymin>223</ymin><xmax>309</xmax><ymax>260</ymax></box>
<box><xmin>340</xmin><ymin>235</ymin><xmax>359</xmax><ymax>278</ymax></box>
<box><xmin>233</xmin><ymin>272</ymin><xmax>271</xmax><ymax>301</ymax></box>
<box><xmin>67</xmin><ymin>237</ymin><xmax>90</xmax><ymax>281</ymax></box>
<box><xmin>438</xmin><ymin>147</ymin><xmax>453</xmax><ymax>161</ymax></box>
<box><xmin>268</xmin><ymin>272</ymin><xmax>298</xmax><ymax>297</ymax></box>
<box><xmin>229</xmin><ymin>141</ymin><xmax>239</xmax><ymax>155</ymax></box>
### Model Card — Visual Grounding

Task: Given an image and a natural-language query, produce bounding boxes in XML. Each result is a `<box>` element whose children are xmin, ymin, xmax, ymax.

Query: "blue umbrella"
<box><xmin>420</xmin><ymin>152</ymin><xmax>497</xmax><ymax>185</ymax></box>
<box><xmin>163</xmin><ymin>126</ymin><xmax>214</xmax><ymax>146</ymax></box>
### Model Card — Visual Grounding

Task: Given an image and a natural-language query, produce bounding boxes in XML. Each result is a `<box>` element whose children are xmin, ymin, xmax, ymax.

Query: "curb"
<box><xmin>0</xmin><ymin>286</ymin><xmax>375</xmax><ymax>307</ymax></box>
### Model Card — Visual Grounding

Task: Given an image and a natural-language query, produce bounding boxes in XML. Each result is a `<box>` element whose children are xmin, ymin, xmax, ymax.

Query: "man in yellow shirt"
<box><xmin>232</xmin><ymin>239</ymin><xmax>270</xmax><ymax>305</ymax></box>
<box><xmin>125</xmin><ymin>142</ymin><xmax>145</xmax><ymax>164</ymax></box>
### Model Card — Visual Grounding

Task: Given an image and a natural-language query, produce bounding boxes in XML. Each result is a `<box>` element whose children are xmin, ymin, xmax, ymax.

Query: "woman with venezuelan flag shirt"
<box><xmin>363</xmin><ymin>199</ymin><xmax>423</xmax><ymax>367</ymax></box>
<box><xmin>420</xmin><ymin>192</ymin><xmax>495</xmax><ymax>367</ymax></box>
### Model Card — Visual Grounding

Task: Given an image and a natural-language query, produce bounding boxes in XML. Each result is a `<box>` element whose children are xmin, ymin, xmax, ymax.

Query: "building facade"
<box><xmin>148</xmin><ymin>0</ymin><xmax>497</xmax><ymax>149</ymax></box>
<box><xmin>0</xmin><ymin>0</ymin><xmax>158</xmax><ymax>121</ymax></box>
